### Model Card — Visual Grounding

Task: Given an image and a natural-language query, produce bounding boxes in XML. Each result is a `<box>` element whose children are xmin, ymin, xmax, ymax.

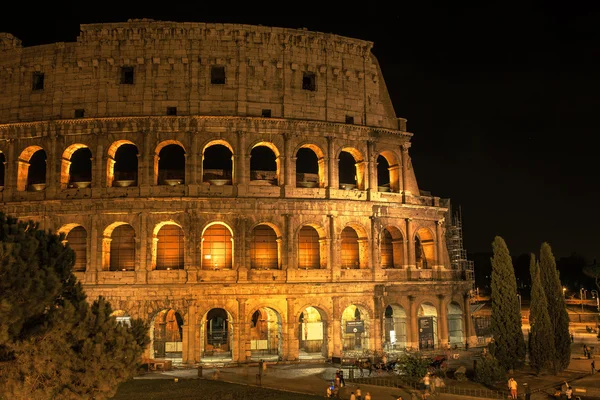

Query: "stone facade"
<box><xmin>0</xmin><ymin>20</ymin><xmax>475</xmax><ymax>365</ymax></box>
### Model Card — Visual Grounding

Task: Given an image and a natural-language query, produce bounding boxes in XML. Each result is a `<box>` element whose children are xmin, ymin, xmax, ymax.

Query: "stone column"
<box><xmin>86</xmin><ymin>213</ymin><xmax>99</xmax><ymax>283</ymax></box>
<box><xmin>4</xmin><ymin>139</ymin><xmax>15</xmax><ymax>200</ymax></box>
<box><xmin>135</xmin><ymin>213</ymin><xmax>147</xmax><ymax>283</ymax></box>
<box><xmin>287</xmin><ymin>298</ymin><xmax>298</xmax><ymax>361</ymax></box>
<box><xmin>190</xmin><ymin>133</ymin><xmax>199</xmax><ymax>185</ymax></box>
<box><xmin>46</xmin><ymin>133</ymin><xmax>57</xmax><ymax>197</ymax></box>
<box><xmin>437</xmin><ymin>294</ymin><xmax>448</xmax><ymax>349</ymax></box>
<box><xmin>370</xmin><ymin>215</ymin><xmax>379</xmax><ymax>277</ymax></box>
<box><xmin>408</xmin><ymin>295</ymin><xmax>418</xmax><ymax>350</ymax></box>
<box><xmin>372</xmin><ymin>294</ymin><xmax>383</xmax><ymax>353</ymax></box>
<box><xmin>332</xmin><ymin>297</ymin><xmax>342</xmax><ymax>358</ymax></box>
<box><xmin>237</xmin><ymin>298</ymin><xmax>248</xmax><ymax>363</ymax></box>
<box><xmin>236</xmin><ymin>130</ymin><xmax>247</xmax><ymax>186</ymax></box>
<box><xmin>463</xmin><ymin>293</ymin><xmax>475</xmax><ymax>346</ymax></box>
<box><xmin>183</xmin><ymin>304</ymin><xmax>196</xmax><ymax>363</ymax></box>
<box><xmin>142</xmin><ymin>133</ymin><xmax>151</xmax><ymax>187</ymax></box>
<box><xmin>93</xmin><ymin>143</ymin><xmax>104</xmax><ymax>196</ymax></box>
<box><xmin>406</xmin><ymin>218</ymin><xmax>415</xmax><ymax>268</ymax></box>
<box><xmin>326</xmin><ymin>136</ymin><xmax>336</xmax><ymax>195</ymax></box>
<box><xmin>329</xmin><ymin>214</ymin><xmax>338</xmax><ymax>280</ymax></box>
<box><xmin>283</xmin><ymin>133</ymin><xmax>293</xmax><ymax>188</ymax></box>
<box><xmin>284</xmin><ymin>214</ymin><xmax>294</xmax><ymax>271</ymax></box>
<box><xmin>436</xmin><ymin>219</ymin><xmax>445</xmax><ymax>268</ymax></box>
<box><xmin>367</xmin><ymin>140</ymin><xmax>377</xmax><ymax>200</ymax></box>
<box><xmin>401</xmin><ymin>143</ymin><xmax>411</xmax><ymax>203</ymax></box>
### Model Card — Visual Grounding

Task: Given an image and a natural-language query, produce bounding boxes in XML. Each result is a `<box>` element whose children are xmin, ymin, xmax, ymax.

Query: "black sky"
<box><xmin>2</xmin><ymin>1</ymin><xmax>599</xmax><ymax>262</ymax></box>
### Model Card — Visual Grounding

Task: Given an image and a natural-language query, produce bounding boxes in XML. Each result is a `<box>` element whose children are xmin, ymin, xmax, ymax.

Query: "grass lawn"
<box><xmin>111</xmin><ymin>378</ymin><xmax>324</xmax><ymax>400</ymax></box>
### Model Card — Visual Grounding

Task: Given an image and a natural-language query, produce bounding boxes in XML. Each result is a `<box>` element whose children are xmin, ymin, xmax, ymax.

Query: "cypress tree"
<box><xmin>0</xmin><ymin>214</ymin><xmax>149</xmax><ymax>399</ymax></box>
<box><xmin>539</xmin><ymin>242</ymin><xmax>570</xmax><ymax>373</ymax></box>
<box><xmin>528</xmin><ymin>253</ymin><xmax>554</xmax><ymax>374</ymax></box>
<box><xmin>489</xmin><ymin>236</ymin><xmax>526</xmax><ymax>372</ymax></box>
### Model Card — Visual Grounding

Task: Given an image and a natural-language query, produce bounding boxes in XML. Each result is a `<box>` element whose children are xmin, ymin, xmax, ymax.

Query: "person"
<box><xmin>571</xmin><ymin>332</ymin><xmax>574</xmax><ymax>343</ymax></box>
<box><xmin>592</xmin><ymin>360</ymin><xmax>596</xmax><ymax>375</ymax></box>
<box><xmin>423</xmin><ymin>372</ymin><xmax>431</xmax><ymax>392</ymax></box>
<box><xmin>395</xmin><ymin>396</ymin><xmax>402</xmax><ymax>400</ymax></box>
<box><xmin>508</xmin><ymin>377</ymin><xmax>518</xmax><ymax>400</ymax></box>
<box><xmin>326</xmin><ymin>385</ymin><xmax>332</xmax><ymax>399</ymax></box>
<box><xmin>583</xmin><ymin>344</ymin><xmax>588</xmax><ymax>358</ymax></box>
<box><xmin>339</xmin><ymin>368</ymin><xmax>345</xmax><ymax>387</ymax></box>
<box><xmin>565</xmin><ymin>384</ymin><xmax>573</xmax><ymax>400</ymax></box>
<box><xmin>350</xmin><ymin>392</ymin><xmax>356</xmax><ymax>400</ymax></box>
<box><xmin>356</xmin><ymin>386</ymin><xmax>362</xmax><ymax>400</ymax></box>
<box><xmin>364</xmin><ymin>393</ymin><xmax>371</xmax><ymax>400</ymax></box>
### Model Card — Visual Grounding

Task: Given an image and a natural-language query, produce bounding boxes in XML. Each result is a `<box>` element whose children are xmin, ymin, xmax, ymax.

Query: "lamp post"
<box><xmin>563</xmin><ymin>287</ymin><xmax>567</xmax><ymax>297</ymax></box>
<box><xmin>591</xmin><ymin>290</ymin><xmax>599</xmax><ymax>311</ymax></box>
<box><xmin>580</xmin><ymin>288</ymin><xmax>585</xmax><ymax>313</ymax></box>
<box><xmin>517</xmin><ymin>293</ymin><xmax>522</xmax><ymax>315</ymax></box>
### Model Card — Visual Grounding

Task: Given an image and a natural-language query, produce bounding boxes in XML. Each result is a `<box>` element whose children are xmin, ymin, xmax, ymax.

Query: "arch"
<box><xmin>295</xmin><ymin>143</ymin><xmax>326</xmax><ymax>188</ymax></box>
<box><xmin>250</xmin><ymin>224</ymin><xmax>280</xmax><ymax>270</ymax></box>
<box><xmin>298</xmin><ymin>305</ymin><xmax>328</xmax><ymax>359</ymax></box>
<box><xmin>201</xmin><ymin>222</ymin><xmax>233</xmax><ymax>269</ymax></box>
<box><xmin>338</xmin><ymin>146</ymin><xmax>366</xmax><ymax>190</ymax></box>
<box><xmin>417</xmin><ymin>302</ymin><xmax>438</xmax><ymax>350</ymax></box>
<box><xmin>154</xmin><ymin>140</ymin><xmax>186</xmax><ymax>186</ymax></box>
<box><xmin>341</xmin><ymin>226</ymin><xmax>359</xmax><ymax>269</ymax></box>
<box><xmin>248</xmin><ymin>306</ymin><xmax>283</xmax><ymax>361</ymax></box>
<box><xmin>447</xmin><ymin>302</ymin><xmax>465</xmax><ymax>346</ymax></box>
<box><xmin>152</xmin><ymin>221</ymin><xmax>185</xmax><ymax>270</ymax></box>
<box><xmin>381</xmin><ymin>225</ymin><xmax>404</xmax><ymax>269</ymax></box>
<box><xmin>202</xmin><ymin>140</ymin><xmax>234</xmax><ymax>185</ymax></box>
<box><xmin>66</xmin><ymin>225</ymin><xmax>87</xmax><ymax>272</ymax></box>
<box><xmin>341</xmin><ymin>304</ymin><xmax>371</xmax><ymax>353</ymax></box>
<box><xmin>415</xmin><ymin>227</ymin><xmax>435</xmax><ymax>269</ymax></box>
<box><xmin>17</xmin><ymin>146</ymin><xmax>46</xmax><ymax>192</ymax></box>
<box><xmin>377</xmin><ymin>150</ymin><xmax>401</xmax><ymax>192</ymax></box>
<box><xmin>106</xmin><ymin>140</ymin><xmax>138</xmax><ymax>187</ymax></box>
<box><xmin>60</xmin><ymin>144</ymin><xmax>92</xmax><ymax>189</ymax></box>
<box><xmin>298</xmin><ymin>225</ymin><xmax>322</xmax><ymax>269</ymax></box>
<box><xmin>151</xmin><ymin>308</ymin><xmax>184</xmax><ymax>362</ymax></box>
<box><xmin>201</xmin><ymin>308</ymin><xmax>234</xmax><ymax>361</ymax></box>
<box><xmin>102</xmin><ymin>222</ymin><xmax>136</xmax><ymax>271</ymax></box>
<box><xmin>249</xmin><ymin>142</ymin><xmax>280</xmax><ymax>186</ymax></box>
<box><xmin>383</xmin><ymin>304</ymin><xmax>407</xmax><ymax>352</ymax></box>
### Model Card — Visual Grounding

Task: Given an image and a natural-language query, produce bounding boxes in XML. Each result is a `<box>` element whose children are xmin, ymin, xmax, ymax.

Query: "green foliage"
<box><xmin>396</xmin><ymin>352</ymin><xmax>433</xmax><ymax>381</ymax></box>
<box><xmin>489</xmin><ymin>236</ymin><xmax>526</xmax><ymax>372</ymax></box>
<box><xmin>582</xmin><ymin>263</ymin><xmax>600</xmax><ymax>293</ymax></box>
<box><xmin>0</xmin><ymin>213</ymin><xmax>150</xmax><ymax>400</ymax></box>
<box><xmin>539</xmin><ymin>242</ymin><xmax>571</xmax><ymax>373</ymax></box>
<box><xmin>474</xmin><ymin>354</ymin><xmax>506</xmax><ymax>386</ymax></box>
<box><xmin>528</xmin><ymin>254</ymin><xmax>554</xmax><ymax>374</ymax></box>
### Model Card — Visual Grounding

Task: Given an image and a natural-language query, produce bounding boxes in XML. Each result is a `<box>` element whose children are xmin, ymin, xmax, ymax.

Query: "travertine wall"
<box><xmin>0</xmin><ymin>21</ymin><xmax>475</xmax><ymax>365</ymax></box>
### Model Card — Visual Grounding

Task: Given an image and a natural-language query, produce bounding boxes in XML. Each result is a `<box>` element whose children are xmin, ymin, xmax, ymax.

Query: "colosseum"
<box><xmin>0</xmin><ymin>19</ymin><xmax>475</xmax><ymax>365</ymax></box>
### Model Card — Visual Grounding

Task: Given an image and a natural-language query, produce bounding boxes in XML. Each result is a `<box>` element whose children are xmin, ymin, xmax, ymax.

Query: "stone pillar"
<box><xmin>329</xmin><ymin>214</ymin><xmax>339</xmax><ymax>280</ymax></box>
<box><xmin>436</xmin><ymin>219</ymin><xmax>445</xmax><ymax>268</ymax></box>
<box><xmin>437</xmin><ymin>294</ymin><xmax>448</xmax><ymax>349</ymax></box>
<box><xmin>236</xmin><ymin>130</ymin><xmax>247</xmax><ymax>185</ymax></box>
<box><xmin>142</xmin><ymin>133</ymin><xmax>151</xmax><ymax>187</ymax></box>
<box><xmin>284</xmin><ymin>214</ymin><xmax>294</xmax><ymax>271</ymax></box>
<box><xmin>367</xmin><ymin>140</ymin><xmax>377</xmax><ymax>200</ymax></box>
<box><xmin>190</xmin><ymin>133</ymin><xmax>199</xmax><ymax>185</ymax></box>
<box><xmin>401</xmin><ymin>143</ymin><xmax>411</xmax><ymax>203</ymax></box>
<box><xmin>237</xmin><ymin>298</ymin><xmax>248</xmax><ymax>363</ymax></box>
<box><xmin>86</xmin><ymin>213</ymin><xmax>99</xmax><ymax>283</ymax></box>
<box><xmin>373</xmin><ymin>294</ymin><xmax>383</xmax><ymax>353</ymax></box>
<box><xmin>370</xmin><ymin>215</ymin><xmax>379</xmax><ymax>275</ymax></box>
<box><xmin>287</xmin><ymin>298</ymin><xmax>298</xmax><ymax>361</ymax></box>
<box><xmin>326</xmin><ymin>136</ymin><xmax>336</xmax><ymax>195</ymax></box>
<box><xmin>406</xmin><ymin>218</ymin><xmax>415</xmax><ymax>268</ymax></box>
<box><xmin>46</xmin><ymin>133</ymin><xmax>57</xmax><ymax>197</ymax></box>
<box><xmin>183</xmin><ymin>305</ymin><xmax>197</xmax><ymax>364</ymax></box>
<box><xmin>283</xmin><ymin>133</ymin><xmax>293</xmax><ymax>188</ymax></box>
<box><xmin>463</xmin><ymin>293</ymin><xmax>475</xmax><ymax>346</ymax></box>
<box><xmin>4</xmin><ymin>139</ymin><xmax>15</xmax><ymax>200</ymax></box>
<box><xmin>408</xmin><ymin>295</ymin><xmax>418</xmax><ymax>349</ymax></box>
<box><xmin>135</xmin><ymin>213</ymin><xmax>147</xmax><ymax>283</ymax></box>
<box><xmin>93</xmin><ymin>143</ymin><xmax>104</xmax><ymax>196</ymax></box>
<box><xmin>332</xmin><ymin>297</ymin><xmax>342</xmax><ymax>358</ymax></box>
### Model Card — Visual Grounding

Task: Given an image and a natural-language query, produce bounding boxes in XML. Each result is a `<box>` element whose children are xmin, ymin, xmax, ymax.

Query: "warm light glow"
<box><xmin>205</xmin><ymin>254</ymin><xmax>211</xmax><ymax>259</ymax></box>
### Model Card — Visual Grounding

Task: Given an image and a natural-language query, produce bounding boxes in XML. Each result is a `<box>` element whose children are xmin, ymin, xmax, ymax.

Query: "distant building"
<box><xmin>0</xmin><ymin>20</ymin><xmax>475</xmax><ymax>364</ymax></box>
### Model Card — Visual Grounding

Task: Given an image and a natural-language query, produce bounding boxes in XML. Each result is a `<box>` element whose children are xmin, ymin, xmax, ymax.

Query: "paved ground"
<box><xmin>134</xmin><ymin>341</ymin><xmax>599</xmax><ymax>400</ymax></box>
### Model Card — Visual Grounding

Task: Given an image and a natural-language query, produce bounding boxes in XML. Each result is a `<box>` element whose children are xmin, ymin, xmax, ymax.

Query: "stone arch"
<box><xmin>447</xmin><ymin>301</ymin><xmax>465</xmax><ymax>346</ymax></box>
<box><xmin>102</xmin><ymin>221</ymin><xmax>136</xmax><ymax>271</ymax></box>
<box><xmin>415</xmin><ymin>227</ymin><xmax>435</xmax><ymax>269</ymax></box>
<box><xmin>341</xmin><ymin>304</ymin><xmax>371</xmax><ymax>353</ymax></box>
<box><xmin>338</xmin><ymin>146</ymin><xmax>366</xmax><ymax>190</ymax></box>
<box><xmin>202</xmin><ymin>139</ymin><xmax>234</xmax><ymax>185</ymax></box>
<box><xmin>297</xmin><ymin>223</ymin><xmax>327</xmax><ymax>269</ymax></box>
<box><xmin>201</xmin><ymin>307</ymin><xmax>235</xmax><ymax>362</ymax></box>
<box><xmin>106</xmin><ymin>140</ymin><xmax>138</xmax><ymax>187</ymax></box>
<box><xmin>17</xmin><ymin>145</ymin><xmax>45</xmax><ymax>192</ymax></box>
<box><xmin>249</xmin><ymin>222</ymin><xmax>282</xmax><ymax>270</ymax></box>
<box><xmin>154</xmin><ymin>140</ymin><xmax>186</xmax><ymax>186</ymax></box>
<box><xmin>383</xmin><ymin>303</ymin><xmax>408</xmax><ymax>351</ymax></box>
<box><xmin>295</xmin><ymin>143</ymin><xmax>326</xmax><ymax>188</ymax></box>
<box><xmin>297</xmin><ymin>305</ymin><xmax>328</xmax><ymax>359</ymax></box>
<box><xmin>249</xmin><ymin>141</ymin><xmax>281</xmax><ymax>186</ymax></box>
<box><xmin>151</xmin><ymin>221</ymin><xmax>185</xmax><ymax>270</ymax></box>
<box><xmin>417</xmin><ymin>302</ymin><xmax>439</xmax><ymax>350</ymax></box>
<box><xmin>376</xmin><ymin>149</ymin><xmax>401</xmax><ymax>192</ymax></box>
<box><xmin>58</xmin><ymin>223</ymin><xmax>88</xmax><ymax>272</ymax></box>
<box><xmin>60</xmin><ymin>143</ymin><xmax>92</xmax><ymax>189</ymax></box>
<box><xmin>150</xmin><ymin>308</ymin><xmax>184</xmax><ymax>362</ymax></box>
<box><xmin>201</xmin><ymin>222</ymin><xmax>234</xmax><ymax>270</ymax></box>
<box><xmin>340</xmin><ymin>222</ymin><xmax>368</xmax><ymax>269</ymax></box>
<box><xmin>381</xmin><ymin>225</ymin><xmax>404</xmax><ymax>269</ymax></box>
<box><xmin>248</xmin><ymin>306</ymin><xmax>284</xmax><ymax>361</ymax></box>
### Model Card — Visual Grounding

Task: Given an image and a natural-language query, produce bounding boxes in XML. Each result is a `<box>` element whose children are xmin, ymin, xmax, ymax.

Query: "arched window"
<box><xmin>380</xmin><ymin>229</ymin><xmax>394</xmax><ymax>269</ymax></box>
<box><xmin>250</xmin><ymin>225</ymin><xmax>278</xmax><ymax>269</ymax></box>
<box><xmin>113</xmin><ymin>144</ymin><xmax>138</xmax><ymax>186</ymax></box>
<box><xmin>156</xmin><ymin>225</ymin><xmax>184</xmax><ymax>270</ymax></box>
<box><xmin>250</xmin><ymin>146</ymin><xmax>278</xmax><ymax>185</ymax></box>
<box><xmin>110</xmin><ymin>225</ymin><xmax>135</xmax><ymax>271</ymax></box>
<box><xmin>203</xmin><ymin>144</ymin><xmax>233</xmax><ymax>184</ymax></box>
<box><xmin>202</xmin><ymin>224</ymin><xmax>232</xmax><ymax>269</ymax></box>
<box><xmin>157</xmin><ymin>143</ymin><xmax>185</xmax><ymax>185</ymax></box>
<box><xmin>298</xmin><ymin>226</ymin><xmax>320</xmax><ymax>269</ymax></box>
<box><xmin>341</xmin><ymin>227</ymin><xmax>359</xmax><ymax>269</ymax></box>
<box><xmin>67</xmin><ymin>226</ymin><xmax>87</xmax><ymax>272</ymax></box>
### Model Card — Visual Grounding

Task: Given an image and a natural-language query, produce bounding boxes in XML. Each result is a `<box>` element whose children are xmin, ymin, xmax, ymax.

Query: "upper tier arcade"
<box><xmin>0</xmin><ymin>19</ymin><xmax>401</xmax><ymax>130</ymax></box>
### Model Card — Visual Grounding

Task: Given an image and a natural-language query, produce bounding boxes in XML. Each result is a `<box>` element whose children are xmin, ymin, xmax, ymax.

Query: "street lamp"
<box><xmin>563</xmin><ymin>287</ymin><xmax>567</xmax><ymax>297</ymax></box>
<box><xmin>580</xmin><ymin>288</ymin><xmax>586</xmax><ymax>313</ymax></box>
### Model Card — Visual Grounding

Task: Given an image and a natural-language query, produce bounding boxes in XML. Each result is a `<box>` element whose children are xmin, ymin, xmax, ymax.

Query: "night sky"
<box><xmin>2</xmin><ymin>1</ymin><xmax>599</xmax><ymax>263</ymax></box>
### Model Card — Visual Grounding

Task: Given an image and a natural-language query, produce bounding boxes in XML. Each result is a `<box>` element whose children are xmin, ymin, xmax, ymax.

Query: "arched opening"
<box><xmin>377</xmin><ymin>150</ymin><xmax>400</xmax><ymax>192</ymax></box>
<box><xmin>156</xmin><ymin>142</ymin><xmax>185</xmax><ymax>185</ymax></box>
<box><xmin>250</xmin><ymin>145</ymin><xmax>278</xmax><ymax>185</ymax></box>
<box><xmin>338</xmin><ymin>148</ymin><xmax>366</xmax><ymax>190</ymax></box>
<box><xmin>447</xmin><ymin>302</ymin><xmax>464</xmax><ymax>347</ymax></box>
<box><xmin>384</xmin><ymin>304</ymin><xmax>407</xmax><ymax>352</ymax></box>
<box><xmin>341</xmin><ymin>305</ymin><xmax>370</xmax><ymax>353</ymax></box>
<box><xmin>418</xmin><ymin>303</ymin><xmax>438</xmax><ymax>350</ymax></box>
<box><xmin>415</xmin><ymin>228</ymin><xmax>435</xmax><ymax>269</ymax></box>
<box><xmin>152</xmin><ymin>309</ymin><xmax>184</xmax><ymax>362</ymax></box>
<box><xmin>108</xmin><ymin>142</ymin><xmax>138</xmax><ymax>187</ymax></box>
<box><xmin>0</xmin><ymin>152</ymin><xmax>5</xmax><ymax>189</ymax></box>
<box><xmin>341</xmin><ymin>227</ymin><xmax>359</xmax><ymax>269</ymax></box>
<box><xmin>66</xmin><ymin>226</ymin><xmax>87</xmax><ymax>272</ymax></box>
<box><xmin>201</xmin><ymin>223</ymin><xmax>233</xmax><ymax>269</ymax></box>
<box><xmin>111</xmin><ymin>310</ymin><xmax>132</xmax><ymax>327</ymax></box>
<box><xmin>61</xmin><ymin>145</ymin><xmax>92</xmax><ymax>189</ymax></box>
<box><xmin>250</xmin><ymin>224</ymin><xmax>279</xmax><ymax>270</ymax></box>
<box><xmin>298</xmin><ymin>306</ymin><xmax>327</xmax><ymax>359</ymax></box>
<box><xmin>109</xmin><ymin>224</ymin><xmax>135</xmax><ymax>271</ymax></box>
<box><xmin>203</xmin><ymin>308</ymin><xmax>233</xmax><ymax>361</ymax></box>
<box><xmin>298</xmin><ymin>226</ymin><xmax>320</xmax><ymax>269</ymax></box>
<box><xmin>155</xmin><ymin>223</ymin><xmax>185</xmax><ymax>270</ymax></box>
<box><xmin>296</xmin><ymin>147</ymin><xmax>319</xmax><ymax>188</ymax></box>
<box><xmin>17</xmin><ymin>146</ymin><xmax>43</xmax><ymax>192</ymax></box>
<box><xmin>28</xmin><ymin>150</ymin><xmax>47</xmax><ymax>190</ymax></box>
<box><xmin>381</xmin><ymin>226</ymin><xmax>404</xmax><ymax>269</ymax></box>
<box><xmin>203</xmin><ymin>143</ymin><xmax>233</xmax><ymax>184</ymax></box>
<box><xmin>250</xmin><ymin>307</ymin><xmax>283</xmax><ymax>361</ymax></box>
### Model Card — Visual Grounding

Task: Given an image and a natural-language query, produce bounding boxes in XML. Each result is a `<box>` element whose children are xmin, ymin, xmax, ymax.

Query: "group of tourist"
<box><xmin>325</xmin><ymin>370</ymin><xmax>372</xmax><ymax>399</ymax></box>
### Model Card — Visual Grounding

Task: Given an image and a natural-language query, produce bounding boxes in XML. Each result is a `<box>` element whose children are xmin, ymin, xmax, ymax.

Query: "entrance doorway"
<box><xmin>298</xmin><ymin>306</ymin><xmax>327</xmax><ymax>359</ymax></box>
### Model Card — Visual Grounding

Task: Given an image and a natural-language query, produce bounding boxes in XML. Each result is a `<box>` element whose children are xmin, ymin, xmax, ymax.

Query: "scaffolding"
<box><xmin>445</xmin><ymin>203</ymin><xmax>475</xmax><ymax>296</ymax></box>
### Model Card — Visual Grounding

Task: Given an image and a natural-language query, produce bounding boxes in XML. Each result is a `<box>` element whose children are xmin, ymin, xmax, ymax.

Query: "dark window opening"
<box><xmin>261</xmin><ymin>109</ymin><xmax>272</xmax><ymax>118</ymax></box>
<box><xmin>211</xmin><ymin>66</ymin><xmax>226</xmax><ymax>84</ymax></box>
<box><xmin>345</xmin><ymin>115</ymin><xmax>354</xmax><ymax>124</ymax></box>
<box><xmin>120</xmin><ymin>66</ymin><xmax>134</xmax><ymax>84</ymax></box>
<box><xmin>32</xmin><ymin>72</ymin><xmax>44</xmax><ymax>91</ymax></box>
<box><xmin>302</xmin><ymin>72</ymin><xmax>316</xmax><ymax>91</ymax></box>
<box><xmin>74</xmin><ymin>109</ymin><xmax>85</xmax><ymax>118</ymax></box>
<box><xmin>167</xmin><ymin>107</ymin><xmax>177</xmax><ymax>116</ymax></box>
